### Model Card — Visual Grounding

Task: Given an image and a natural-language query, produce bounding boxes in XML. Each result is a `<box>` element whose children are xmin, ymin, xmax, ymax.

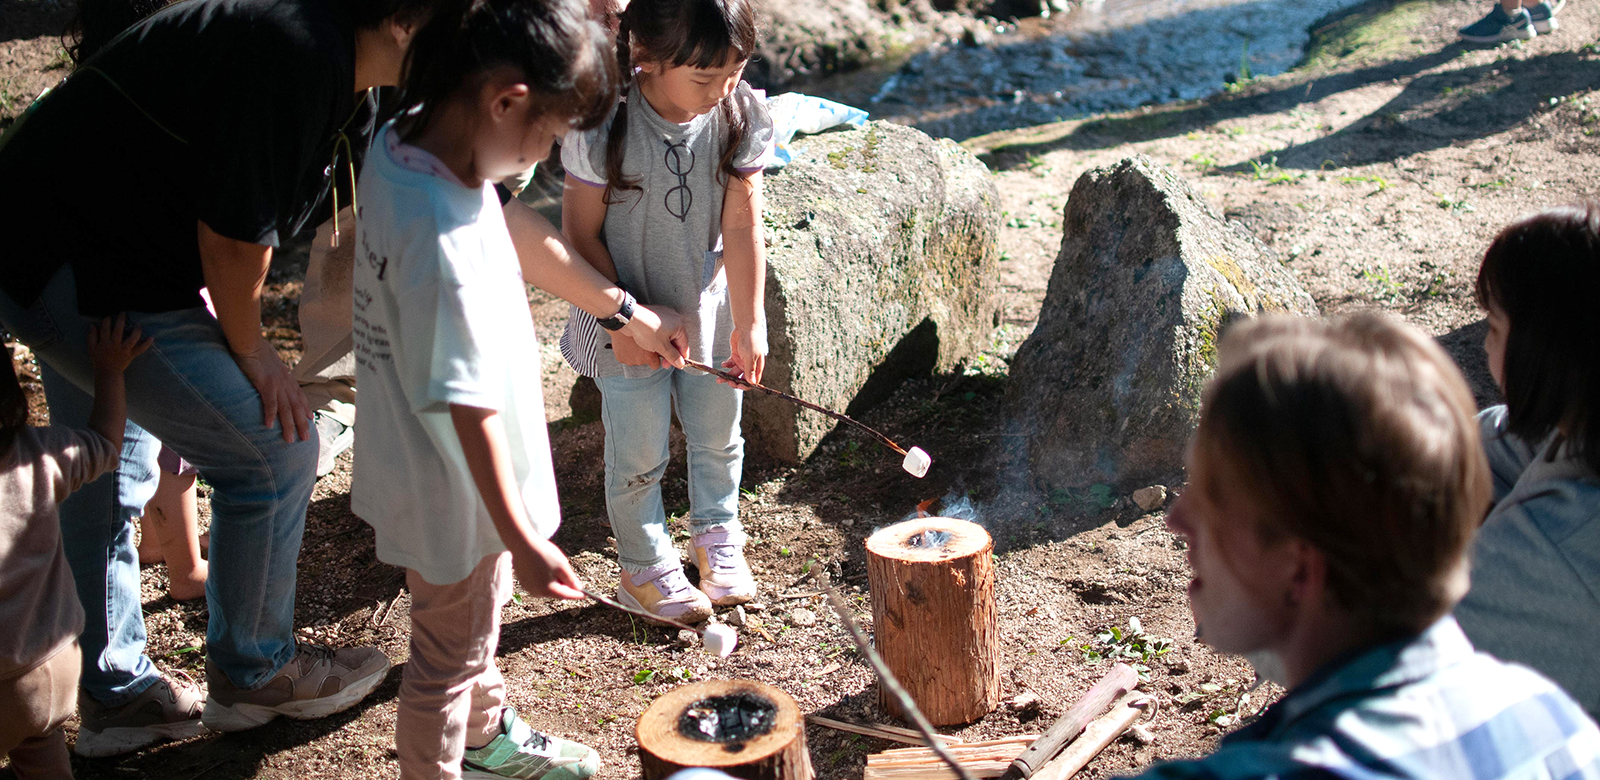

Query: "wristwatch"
<box><xmin>597</xmin><ymin>290</ymin><xmax>635</xmax><ymax>331</ymax></box>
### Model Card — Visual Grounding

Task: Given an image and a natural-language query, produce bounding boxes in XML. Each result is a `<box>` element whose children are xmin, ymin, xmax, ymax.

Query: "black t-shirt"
<box><xmin>0</xmin><ymin>0</ymin><xmax>374</xmax><ymax>315</ymax></box>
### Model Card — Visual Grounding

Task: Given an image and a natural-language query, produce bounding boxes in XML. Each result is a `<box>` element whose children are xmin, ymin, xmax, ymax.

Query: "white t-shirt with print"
<box><xmin>350</xmin><ymin>121</ymin><xmax>560</xmax><ymax>586</ymax></box>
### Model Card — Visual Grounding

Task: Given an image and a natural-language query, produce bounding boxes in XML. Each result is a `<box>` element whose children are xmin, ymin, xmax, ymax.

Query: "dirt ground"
<box><xmin>3</xmin><ymin>0</ymin><xmax>1594</xmax><ymax>776</ymax></box>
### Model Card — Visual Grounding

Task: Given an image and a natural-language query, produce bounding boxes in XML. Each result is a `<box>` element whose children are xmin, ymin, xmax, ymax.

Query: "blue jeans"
<box><xmin>0</xmin><ymin>267</ymin><xmax>315</xmax><ymax>703</ymax></box>
<box><xmin>596</xmin><ymin>368</ymin><xmax>743</xmax><ymax>572</ymax></box>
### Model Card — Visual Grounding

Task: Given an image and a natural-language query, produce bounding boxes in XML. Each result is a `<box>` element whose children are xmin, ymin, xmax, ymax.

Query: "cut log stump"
<box><xmin>637</xmin><ymin>679</ymin><xmax>814</xmax><ymax>780</ymax></box>
<box><xmin>866</xmin><ymin>517</ymin><xmax>999</xmax><ymax>725</ymax></box>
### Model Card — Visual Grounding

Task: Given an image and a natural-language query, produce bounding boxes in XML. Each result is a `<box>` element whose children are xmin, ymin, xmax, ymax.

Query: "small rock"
<box><xmin>1128</xmin><ymin>724</ymin><xmax>1155</xmax><ymax>745</ymax></box>
<box><xmin>1133</xmin><ymin>485</ymin><xmax>1168</xmax><ymax>512</ymax></box>
<box><xmin>1007</xmin><ymin>691</ymin><xmax>1042</xmax><ymax>712</ymax></box>
<box><xmin>1166</xmin><ymin>657</ymin><xmax>1190</xmax><ymax>674</ymax></box>
<box><xmin>745</xmin><ymin>602</ymin><xmax>767</xmax><ymax>613</ymax></box>
<box><xmin>727</xmin><ymin>606</ymin><xmax>748</xmax><ymax>627</ymax></box>
<box><xmin>789</xmin><ymin>608</ymin><xmax>818</xmax><ymax>627</ymax></box>
<box><xmin>675</xmin><ymin>630</ymin><xmax>698</xmax><ymax>647</ymax></box>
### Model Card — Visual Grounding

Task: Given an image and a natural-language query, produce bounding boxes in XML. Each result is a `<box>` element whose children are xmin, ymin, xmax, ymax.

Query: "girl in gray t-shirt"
<box><xmin>561</xmin><ymin>0</ymin><xmax>774</xmax><ymax>624</ymax></box>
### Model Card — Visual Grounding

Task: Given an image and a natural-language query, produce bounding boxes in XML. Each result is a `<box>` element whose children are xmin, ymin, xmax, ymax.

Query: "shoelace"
<box><xmin>292</xmin><ymin>643</ymin><xmax>338</xmax><ymax>675</ymax></box>
<box><xmin>706</xmin><ymin>543</ymin><xmax>741</xmax><ymax>571</ymax></box>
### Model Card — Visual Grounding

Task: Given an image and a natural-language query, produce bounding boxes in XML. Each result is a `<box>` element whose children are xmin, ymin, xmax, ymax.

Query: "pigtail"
<box><xmin>603</xmin><ymin>13</ymin><xmax>643</xmax><ymax>203</ymax></box>
<box><xmin>716</xmin><ymin>93</ymin><xmax>749</xmax><ymax>187</ymax></box>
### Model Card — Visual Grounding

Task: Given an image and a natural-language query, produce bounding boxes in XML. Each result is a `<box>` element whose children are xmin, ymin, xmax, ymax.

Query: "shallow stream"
<box><xmin>809</xmin><ymin>0</ymin><xmax>1373</xmax><ymax>140</ymax></box>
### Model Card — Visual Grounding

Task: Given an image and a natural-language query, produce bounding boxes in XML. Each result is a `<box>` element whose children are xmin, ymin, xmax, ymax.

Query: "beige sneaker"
<box><xmin>75</xmin><ymin>672</ymin><xmax>207</xmax><ymax>757</ymax></box>
<box><xmin>201</xmin><ymin>643</ymin><xmax>391</xmax><ymax>732</ymax></box>
<box><xmin>690</xmin><ymin>525</ymin><xmax>756</xmax><ymax>606</ymax></box>
<box><xmin>618</xmin><ymin>564</ymin><xmax>713</xmax><ymax>624</ymax></box>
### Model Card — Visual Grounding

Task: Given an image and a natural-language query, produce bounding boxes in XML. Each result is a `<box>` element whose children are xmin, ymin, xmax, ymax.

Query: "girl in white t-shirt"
<box><xmin>350</xmin><ymin>0</ymin><xmax>684</xmax><ymax>776</ymax></box>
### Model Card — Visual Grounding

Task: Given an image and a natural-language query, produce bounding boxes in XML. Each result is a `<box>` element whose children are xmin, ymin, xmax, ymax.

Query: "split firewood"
<box><xmin>1029</xmin><ymin>692</ymin><xmax>1155</xmax><ymax>780</ymax></box>
<box><xmin>864</xmin><ymin>737</ymin><xmax>1041</xmax><ymax>780</ymax></box>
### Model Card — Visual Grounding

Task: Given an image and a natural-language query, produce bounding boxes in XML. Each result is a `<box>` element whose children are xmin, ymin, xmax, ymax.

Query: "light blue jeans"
<box><xmin>597</xmin><ymin>368</ymin><xmax>744</xmax><ymax>572</ymax></box>
<box><xmin>0</xmin><ymin>267</ymin><xmax>314</xmax><ymax>704</ymax></box>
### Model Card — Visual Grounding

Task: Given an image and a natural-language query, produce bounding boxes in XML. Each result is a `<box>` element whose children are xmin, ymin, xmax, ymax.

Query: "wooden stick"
<box><xmin>1030</xmin><ymin>693</ymin><xmax>1153</xmax><ymax>780</ymax></box>
<box><xmin>999</xmin><ymin>664</ymin><xmax>1139</xmax><ymax>780</ymax></box>
<box><xmin>807</xmin><ymin>715</ymin><xmax>961</xmax><ymax>746</ymax></box>
<box><xmin>815</xmin><ymin>571</ymin><xmax>977</xmax><ymax>780</ymax></box>
<box><xmin>682</xmin><ymin>358</ymin><xmax>908</xmax><ymax>456</ymax></box>
<box><xmin>582</xmin><ymin>588</ymin><xmax>702</xmax><ymax>634</ymax></box>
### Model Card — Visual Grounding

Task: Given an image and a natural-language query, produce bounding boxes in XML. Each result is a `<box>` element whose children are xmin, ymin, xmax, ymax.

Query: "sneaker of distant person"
<box><xmin>1459</xmin><ymin>0</ymin><xmax>1562</xmax><ymax>43</ymax></box>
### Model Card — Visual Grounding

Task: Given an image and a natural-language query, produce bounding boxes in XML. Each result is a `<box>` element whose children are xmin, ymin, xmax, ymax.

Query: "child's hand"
<box><xmin>617</xmin><ymin>305</ymin><xmax>688</xmax><ymax>370</ymax></box>
<box><xmin>723</xmin><ymin>326</ymin><xmax>768</xmax><ymax>386</ymax></box>
<box><xmin>510</xmin><ymin>537</ymin><xmax>585</xmax><ymax>600</ymax></box>
<box><xmin>86</xmin><ymin>315</ymin><xmax>153</xmax><ymax>375</ymax></box>
<box><xmin>610</xmin><ymin>332</ymin><xmax>660</xmax><ymax>369</ymax></box>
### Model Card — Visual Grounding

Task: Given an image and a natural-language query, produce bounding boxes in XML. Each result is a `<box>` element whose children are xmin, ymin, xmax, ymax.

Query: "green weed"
<box><xmin>1080</xmin><ymin>617</ymin><xmax>1173</xmax><ymax>680</ymax></box>
<box><xmin>1337</xmin><ymin>174</ymin><xmax>1389</xmax><ymax>191</ymax></box>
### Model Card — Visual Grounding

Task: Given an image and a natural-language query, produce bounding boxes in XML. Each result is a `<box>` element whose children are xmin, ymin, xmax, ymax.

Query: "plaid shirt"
<box><xmin>1126</xmin><ymin>617</ymin><xmax>1600</xmax><ymax>779</ymax></box>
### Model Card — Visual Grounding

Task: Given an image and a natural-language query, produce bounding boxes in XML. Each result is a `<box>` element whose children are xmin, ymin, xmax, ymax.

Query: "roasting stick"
<box><xmin>681</xmin><ymin>358</ymin><xmax>932</xmax><ymax>477</ymax></box>
<box><xmin>582</xmin><ymin>588</ymin><xmax>737</xmax><ymax>657</ymax></box>
<box><xmin>815</xmin><ymin>570</ymin><xmax>976</xmax><ymax>780</ymax></box>
<box><xmin>682</xmin><ymin>358</ymin><xmax>907</xmax><ymax>454</ymax></box>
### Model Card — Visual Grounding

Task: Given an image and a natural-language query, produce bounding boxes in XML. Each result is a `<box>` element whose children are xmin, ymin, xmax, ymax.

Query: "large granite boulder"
<box><xmin>1005</xmin><ymin>156</ymin><xmax>1317</xmax><ymax>493</ymax></box>
<box><xmin>752</xmin><ymin>121</ymin><xmax>1000</xmax><ymax>462</ymax></box>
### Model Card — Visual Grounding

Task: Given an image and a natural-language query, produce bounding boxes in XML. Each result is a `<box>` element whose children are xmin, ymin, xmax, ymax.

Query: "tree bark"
<box><xmin>637</xmin><ymin>679</ymin><xmax>814</xmax><ymax>780</ymax></box>
<box><xmin>866</xmin><ymin>517</ymin><xmax>999</xmax><ymax>726</ymax></box>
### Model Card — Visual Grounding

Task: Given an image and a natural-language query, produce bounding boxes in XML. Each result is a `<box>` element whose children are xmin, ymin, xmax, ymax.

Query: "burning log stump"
<box><xmin>636</xmin><ymin>679</ymin><xmax>814</xmax><ymax>780</ymax></box>
<box><xmin>866</xmin><ymin>517</ymin><xmax>999</xmax><ymax>725</ymax></box>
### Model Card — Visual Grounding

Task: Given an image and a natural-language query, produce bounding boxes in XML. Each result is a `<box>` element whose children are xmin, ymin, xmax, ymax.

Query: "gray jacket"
<box><xmin>1455</xmin><ymin>405</ymin><xmax>1600</xmax><ymax>719</ymax></box>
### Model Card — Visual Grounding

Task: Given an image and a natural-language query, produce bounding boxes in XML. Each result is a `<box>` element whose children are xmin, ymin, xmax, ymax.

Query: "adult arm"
<box><xmin>558</xmin><ymin>175</ymin><xmax>679</xmax><ymax>369</ymax></box>
<box><xmin>449</xmin><ymin>402</ymin><xmax>584</xmax><ymax>599</ymax></box>
<box><xmin>721</xmin><ymin>170</ymin><xmax>767</xmax><ymax>385</ymax></box>
<box><xmin>198</xmin><ymin>221</ymin><xmax>311</xmax><ymax>443</ymax></box>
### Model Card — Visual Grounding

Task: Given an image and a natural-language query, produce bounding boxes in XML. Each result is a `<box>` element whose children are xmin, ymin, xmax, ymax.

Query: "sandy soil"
<box><xmin>4</xmin><ymin>0</ymin><xmax>1594</xmax><ymax>776</ymax></box>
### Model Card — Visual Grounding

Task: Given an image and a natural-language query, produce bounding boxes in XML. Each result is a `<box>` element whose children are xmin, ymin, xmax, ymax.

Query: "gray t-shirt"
<box><xmin>561</xmin><ymin>81</ymin><xmax>774</xmax><ymax>379</ymax></box>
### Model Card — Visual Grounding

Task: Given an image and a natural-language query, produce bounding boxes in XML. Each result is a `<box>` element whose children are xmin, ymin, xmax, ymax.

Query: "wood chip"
<box><xmin>807</xmin><ymin>662</ymin><xmax>842</xmax><ymax>679</ymax></box>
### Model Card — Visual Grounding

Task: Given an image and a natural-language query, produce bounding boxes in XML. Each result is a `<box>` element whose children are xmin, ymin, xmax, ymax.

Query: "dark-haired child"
<box><xmin>561</xmin><ymin>0</ymin><xmax>774</xmax><ymax>623</ymax></box>
<box><xmin>350</xmin><ymin>0</ymin><xmax>686</xmax><ymax>776</ymax></box>
<box><xmin>0</xmin><ymin>319</ymin><xmax>153</xmax><ymax>773</ymax></box>
<box><xmin>1130</xmin><ymin>313</ymin><xmax>1600</xmax><ymax>779</ymax></box>
<box><xmin>1455</xmin><ymin>202</ymin><xmax>1600</xmax><ymax>720</ymax></box>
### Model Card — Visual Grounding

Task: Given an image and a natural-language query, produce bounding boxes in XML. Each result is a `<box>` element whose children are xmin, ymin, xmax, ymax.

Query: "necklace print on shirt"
<box><xmin>663</xmin><ymin>138</ymin><xmax>694</xmax><ymax>222</ymax></box>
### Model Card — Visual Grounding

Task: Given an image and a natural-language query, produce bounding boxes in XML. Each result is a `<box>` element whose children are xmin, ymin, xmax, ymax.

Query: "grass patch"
<box><xmin>1299</xmin><ymin>0</ymin><xmax>1435</xmax><ymax>71</ymax></box>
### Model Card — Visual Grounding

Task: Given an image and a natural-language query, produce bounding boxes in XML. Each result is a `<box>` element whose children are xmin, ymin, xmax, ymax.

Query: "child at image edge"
<box><xmin>0</xmin><ymin>319</ymin><xmax>150</xmax><ymax>776</ymax></box>
<box><xmin>561</xmin><ymin>0</ymin><xmax>775</xmax><ymax>623</ymax></box>
<box><xmin>348</xmin><ymin>0</ymin><xmax>665</xmax><ymax>776</ymax></box>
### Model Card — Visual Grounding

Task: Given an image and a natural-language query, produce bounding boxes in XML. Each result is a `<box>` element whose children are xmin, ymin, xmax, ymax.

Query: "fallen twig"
<box><xmin>807</xmin><ymin>714</ymin><xmax>960</xmax><ymax>746</ymax></box>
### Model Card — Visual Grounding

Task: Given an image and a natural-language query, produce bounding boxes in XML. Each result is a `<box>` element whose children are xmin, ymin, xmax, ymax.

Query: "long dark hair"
<box><xmin>0</xmin><ymin>338</ymin><xmax>29</xmax><ymax>454</ymax></box>
<box><xmin>397</xmin><ymin>0</ymin><xmax>617</xmax><ymax>145</ymax></box>
<box><xmin>63</xmin><ymin>0</ymin><xmax>169</xmax><ymax>66</ymax></box>
<box><xmin>1475</xmin><ymin>202</ymin><xmax>1600</xmax><ymax>475</ymax></box>
<box><xmin>602</xmin><ymin>0</ymin><xmax>759</xmax><ymax>203</ymax></box>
